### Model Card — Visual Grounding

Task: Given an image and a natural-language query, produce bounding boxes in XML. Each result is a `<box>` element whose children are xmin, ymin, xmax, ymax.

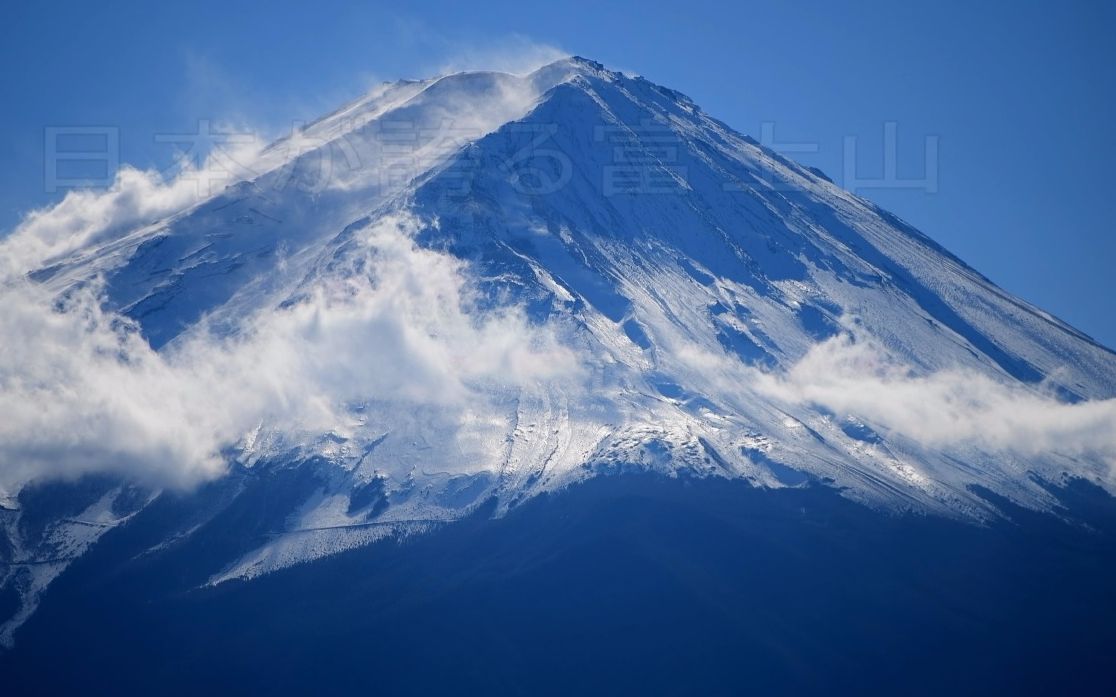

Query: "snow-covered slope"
<box><xmin>3</xmin><ymin>57</ymin><xmax>1115</xmax><ymax>642</ymax></box>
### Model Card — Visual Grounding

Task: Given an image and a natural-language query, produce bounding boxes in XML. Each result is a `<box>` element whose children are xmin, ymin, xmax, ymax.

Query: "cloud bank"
<box><xmin>756</xmin><ymin>332</ymin><xmax>1116</xmax><ymax>470</ymax></box>
<box><xmin>0</xmin><ymin>213</ymin><xmax>579</xmax><ymax>495</ymax></box>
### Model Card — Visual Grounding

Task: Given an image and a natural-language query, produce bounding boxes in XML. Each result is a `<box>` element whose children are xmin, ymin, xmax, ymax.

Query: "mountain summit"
<box><xmin>2</xmin><ymin>58</ymin><xmax>1115</xmax><ymax>674</ymax></box>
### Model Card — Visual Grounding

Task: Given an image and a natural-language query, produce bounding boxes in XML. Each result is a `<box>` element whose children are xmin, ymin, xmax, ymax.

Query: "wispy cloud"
<box><xmin>1</xmin><ymin>135</ymin><xmax>264</xmax><ymax>277</ymax></box>
<box><xmin>387</xmin><ymin>19</ymin><xmax>567</xmax><ymax>76</ymax></box>
<box><xmin>755</xmin><ymin>331</ymin><xmax>1116</xmax><ymax>469</ymax></box>
<box><xmin>429</xmin><ymin>34</ymin><xmax>568</xmax><ymax>75</ymax></box>
<box><xmin>0</xmin><ymin>213</ymin><xmax>580</xmax><ymax>495</ymax></box>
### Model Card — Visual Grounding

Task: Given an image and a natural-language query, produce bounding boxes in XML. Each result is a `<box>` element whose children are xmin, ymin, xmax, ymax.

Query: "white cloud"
<box><xmin>0</xmin><ymin>213</ymin><xmax>581</xmax><ymax>496</ymax></box>
<box><xmin>756</xmin><ymin>331</ymin><xmax>1116</xmax><ymax>467</ymax></box>
<box><xmin>1</xmin><ymin>136</ymin><xmax>264</xmax><ymax>277</ymax></box>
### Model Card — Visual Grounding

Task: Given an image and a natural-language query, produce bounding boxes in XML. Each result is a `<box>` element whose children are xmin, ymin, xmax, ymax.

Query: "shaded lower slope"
<box><xmin>4</xmin><ymin>475</ymin><xmax>1116</xmax><ymax>696</ymax></box>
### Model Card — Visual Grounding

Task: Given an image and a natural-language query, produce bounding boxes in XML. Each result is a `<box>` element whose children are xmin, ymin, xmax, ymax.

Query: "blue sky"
<box><xmin>2</xmin><ymin>0</ymin><xmax>1114</xmax><ymax>347</ymax></box>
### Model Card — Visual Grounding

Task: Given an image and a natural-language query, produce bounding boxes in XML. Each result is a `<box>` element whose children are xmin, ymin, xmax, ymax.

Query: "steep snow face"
<box><xmin>2</xmin><ymin>56</ymin><xmax>1116</xmax><ymax>611</ymax></box>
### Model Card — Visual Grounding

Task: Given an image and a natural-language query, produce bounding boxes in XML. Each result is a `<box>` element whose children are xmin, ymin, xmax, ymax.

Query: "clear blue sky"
<box><xmin>2</xmin><ymin>0</ymin><xmax>1114</xmax><ymax>347</ymax></box>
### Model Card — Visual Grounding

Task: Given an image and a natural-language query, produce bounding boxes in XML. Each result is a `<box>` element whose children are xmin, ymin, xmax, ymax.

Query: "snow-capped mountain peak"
<box><xmin>2</xmin><ymin>57</ymin><xmax>1115</xmax><ymax>642</ymax></box>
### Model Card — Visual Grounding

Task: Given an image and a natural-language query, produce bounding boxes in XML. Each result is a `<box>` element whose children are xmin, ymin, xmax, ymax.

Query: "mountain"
<box><xmin>2</xmin><ymin>57</ymin><xmax>1115</xmax><ymax>693</ymax></box>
